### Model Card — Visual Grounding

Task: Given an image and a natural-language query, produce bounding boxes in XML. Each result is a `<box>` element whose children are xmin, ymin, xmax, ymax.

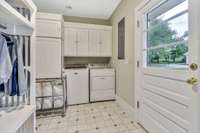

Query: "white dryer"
<box><xmin>90</xmin><ymin>68</ymin><xmax>115</xmax><ymax>102</ymax></box>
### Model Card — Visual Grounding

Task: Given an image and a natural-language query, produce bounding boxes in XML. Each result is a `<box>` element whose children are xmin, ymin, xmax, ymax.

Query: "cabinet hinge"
<box><xmin>137</xmin><ymin>61</ymin><xmax>140</xmax><ymax>68</ymax></box>
<box><xmin>137</xmin><ymin>20</ymin><xmax>140</xmax><ymax>28</ymax></box>
<box><xmin>137</xmin><ymin>101</ymin><xmax>140</xmax><ymax>109</ymax></box>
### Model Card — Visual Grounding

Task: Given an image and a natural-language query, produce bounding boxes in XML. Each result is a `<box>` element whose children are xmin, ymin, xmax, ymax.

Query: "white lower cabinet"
<box><xmin>65</xmin><ymin>69</ymin><xmax>89</xmax><ymax>105</ymax></box>
<box><xmin>90</xmin><ymin>69</ymin><xmax>115</xmax><ymax>102</ymax></box>
<box><xmin>36</xmin><ymin>38</ymin><xmax>62</xmax><ymax>79</ymax></box>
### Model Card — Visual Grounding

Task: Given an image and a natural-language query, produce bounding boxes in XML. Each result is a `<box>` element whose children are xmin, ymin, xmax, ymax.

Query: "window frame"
<box><xmin>143</xmin><ymin>0</ymin><xmax>189</xmax><ymax>68</ymax></box>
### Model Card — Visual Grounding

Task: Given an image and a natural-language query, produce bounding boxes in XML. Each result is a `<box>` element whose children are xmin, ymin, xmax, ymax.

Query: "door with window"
<box><xmin>136</xmin><ymin>0</ymin><xmax>200</xmax><ymax>133</ymax></box>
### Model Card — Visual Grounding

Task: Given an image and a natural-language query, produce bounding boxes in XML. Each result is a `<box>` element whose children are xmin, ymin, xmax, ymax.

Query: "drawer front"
<box><xmin>91</xmin><ymin>76</ymin><xmax>114</xmax><ymax>90</ymax></box>
<box><xmin>90</xmin><ymin>89</ymin><xmax>115</xmax><ymax>102</ymax></box>
<box><xmin>90</xmin><ymin>69</ymin><xmax>115</xmax><ymax>77</ymax></box>
<box><xmin>36</xmin><ymin>19</ymin><xmax>61</xmax><ymax>38</ymax></box>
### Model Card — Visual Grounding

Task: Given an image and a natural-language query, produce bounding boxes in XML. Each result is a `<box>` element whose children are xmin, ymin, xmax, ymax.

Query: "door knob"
<box><xmin>190</xmin><ymin>63</ymin><xmax>198</xmax><ymax>71</ymax></box>
<box><xmin>187</xmin><ymin>77</ymin><xmax>198</xmax><ymax>85</ymax></box>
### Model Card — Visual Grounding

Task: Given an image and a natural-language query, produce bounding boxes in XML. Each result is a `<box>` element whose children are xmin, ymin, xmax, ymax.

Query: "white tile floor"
<box><xmin>36</xmin><ymin>101</ymin><xmax>147</xmax><ymax>133</ymax></box>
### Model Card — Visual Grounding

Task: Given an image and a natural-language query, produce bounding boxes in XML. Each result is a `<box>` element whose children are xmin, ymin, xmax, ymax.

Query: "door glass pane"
<box><xmin>145</xmin><ymin>0</ymin><xmax>189</xmax><ymax>69</ymax></box>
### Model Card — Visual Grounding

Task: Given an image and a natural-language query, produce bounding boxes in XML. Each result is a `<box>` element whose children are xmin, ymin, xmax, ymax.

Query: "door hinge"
<box><xmin>137</xmin><ymin>20</ymin><xmax>140</xmax><ymax>28</ymax></box>
<box><xmin>137</xmin><ymin>101</ymin><xmax>140</xmax><ymax>109</ymax></box>
<box><xmin>137</xmin><ymin>61</ymin><xmax>140</xmax><ymax>68</ymax></box>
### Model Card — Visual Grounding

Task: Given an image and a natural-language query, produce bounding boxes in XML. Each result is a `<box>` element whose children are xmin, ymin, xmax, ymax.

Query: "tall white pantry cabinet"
<box><xmin>35</xmin><ymin>12</ymin><xmax>63</xmax><ymax>79</ymax></box>
<box><xmin>64</xmin><ymin>22</ymin><xmax>112</xmax><ymax>57</ymax></box>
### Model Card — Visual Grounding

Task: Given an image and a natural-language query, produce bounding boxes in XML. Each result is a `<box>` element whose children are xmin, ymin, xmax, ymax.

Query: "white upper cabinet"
<box><xmin>100</xmin><ymin>30</ymin><xmax>112</xmax><ymax>57</ymax></box>
<box><xmin>77</xmin><ymin>29</ymin><xmax>89</xmax><ymax>56</ymax></box>
<box><xmin>36</xmin><ymin>19</ymin><xmax>61</xmax><ymax>38</ymax></box>
<box><xmin>36</xmin><ymin>38</ymin><xmax>62</xmax><ymax>79</ymax></box>
<box><xmin>64</xmin><ymin>28</ymin><xmax>77</xmax><ymax>56</ymax></box>
<box><xmin>64</xmin><ymin>28</ymin><xmax>89</xmax><ymax>56</ymax></box>
<box><xmin>36</xmin><ymin>12</ymin><xmax>62</xmax><ymax>38</ymax></box>
<box><xmin>89</xmin><ymin>30</ymin><xmax>100</xmax><ymax>56</ymax></box>
<box><xmin>89</xmin><ymin>30</ymin><xmax>112</xmax><ymax>57</ymax></box>
<box><xmin>64</xmin><ymin>22</ymin><xmax>112</xmax><ymax>57</ymax></box>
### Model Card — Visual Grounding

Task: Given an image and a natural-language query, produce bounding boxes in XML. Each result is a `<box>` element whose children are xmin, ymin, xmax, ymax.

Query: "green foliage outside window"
<box><xmin>147</xmin><ymin>19</ymin><xmax>188</xmax><ymax>66</ymax></box>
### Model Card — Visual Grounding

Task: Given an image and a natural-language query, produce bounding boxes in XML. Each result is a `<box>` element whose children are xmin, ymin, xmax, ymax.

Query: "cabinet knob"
<box><xmin>74</xmin><ymin>72</ymin><xmax>78</xmax><ymax>75</ymax></box>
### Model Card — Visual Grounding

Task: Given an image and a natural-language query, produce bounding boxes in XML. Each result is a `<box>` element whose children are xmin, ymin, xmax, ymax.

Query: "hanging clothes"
<box><xmin>6</xmin><ymin>36</ymin><xmax>27</xmax><ymax>96</ymax></box>
<box><xmin>16</xmin><ymin>36</ymin><xmax>27</xmax><ymax>96</ymax></box>
<box><xmin>7</xmin><ymin>37</ymin><xmax>18</xmax><ymax>96</ymax></box>
<box><xmin>0</xmin><ymin>84</ymin><xmax>5</xmax><ymax>97</ymax></box>
<box><xmin>0</xmin><ymin>34</ymin><xmax>27</xmax><ymax>97</ymax></box>
<box><xmin>0</xmin><ymin>34</ymin><xmax>12</xmax><ymax>89</ymax></box>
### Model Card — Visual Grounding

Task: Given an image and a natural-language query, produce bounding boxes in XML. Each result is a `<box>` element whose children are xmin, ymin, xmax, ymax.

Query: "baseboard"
<box><xmin>116</xmin><ymin>95</ymin><xmax>135</xmax><ymax>120</ymax></box>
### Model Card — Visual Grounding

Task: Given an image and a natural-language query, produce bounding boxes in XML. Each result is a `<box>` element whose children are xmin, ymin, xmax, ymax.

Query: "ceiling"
<box><xmin>33</xmin><ymin>0</ymin><xmax>121</xmax><ymax>20</ymax></box>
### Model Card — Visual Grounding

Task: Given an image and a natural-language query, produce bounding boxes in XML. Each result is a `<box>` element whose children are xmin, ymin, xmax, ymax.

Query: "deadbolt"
<box><xmin>190</xmin><ymin>63</ymin><xmax>198</xmax><ymax>71</ymax></box>
<box><xmin>187</xmin><ymin>77</ymin><xmax>198</xmax><ymax>85</ymax></box>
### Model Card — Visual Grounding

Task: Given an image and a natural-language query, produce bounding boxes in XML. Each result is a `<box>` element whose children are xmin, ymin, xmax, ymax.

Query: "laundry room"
<box><xmin>1</xmin><ymin>0</ymin><xmax>200</xmax><ymax>133</ymax></box>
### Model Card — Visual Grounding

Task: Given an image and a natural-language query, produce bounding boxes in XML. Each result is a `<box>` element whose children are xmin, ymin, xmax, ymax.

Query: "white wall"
<box><xmin>110</xmin><ymin>0</ymin><xmax>141</xmax><ymax>107</ymax></box>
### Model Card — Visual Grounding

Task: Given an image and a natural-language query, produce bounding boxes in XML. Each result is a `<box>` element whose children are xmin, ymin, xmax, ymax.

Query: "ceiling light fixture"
<box><xmin>65</xmin><ymin>5</ymin><xmax>72</xmax><ymax>10</ymax></box>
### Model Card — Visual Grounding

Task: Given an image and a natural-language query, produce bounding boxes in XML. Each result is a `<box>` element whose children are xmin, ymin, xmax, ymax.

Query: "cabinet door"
<box><xmin>64</xmin><ymin>28</ymin><xmax>77</xmax><ymax>56</ymax></box>
<box><xmin>36</xmin><ymin>19</ymin><xmax>61</xmax><ymax>38</ymax></box>
<box><xmin>66</xmin><ymin>69</ymin><xmax>89</xmax><ymax>105</ymax></box>
<box><xmin>77</xmin><ymin>29</ymin><xmax>89</xmax><ymax>56</ymax></box>
<box><xmin>89</xmin><ymin>30</ymin><xmax>100</xmax><ymax>56</ymax></box>
<box><xmin>36</xmin><ymin>38</ymin><xmax>61</xmax><ymax>79</ymax></box>
<box><xmin>100</xmin><ymin>30</ymin><xmax>112</xmax><ymax>57</ymax></box>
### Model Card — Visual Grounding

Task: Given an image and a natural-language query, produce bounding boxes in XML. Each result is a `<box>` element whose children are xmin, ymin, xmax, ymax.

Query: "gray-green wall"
<box><xmin>110</xmin><ymin>0</ymin><xmax>141</xmax><ymax>107</ymax></box>
<box><xmin>63</xmin><ymin>0</ymin><xmax>141</xmax><ymax>108</ymax></box>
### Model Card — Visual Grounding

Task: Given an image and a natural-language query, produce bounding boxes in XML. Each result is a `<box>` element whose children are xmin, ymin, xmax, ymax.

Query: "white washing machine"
<box><xmin>90</xmin><ymin>68</ymin><xmax>115</xmax><ymax>102</ymax></box>
<box><xmin>64</xmin><ymin>68</ymin><xmax>89</xmax><ymax>105</ymax></box>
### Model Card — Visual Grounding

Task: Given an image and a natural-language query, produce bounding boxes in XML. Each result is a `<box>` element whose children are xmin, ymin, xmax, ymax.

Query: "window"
<box><xmin>144</xmin><ymin>0</ymin><xmax>188</xmax><ymax>69</ymax></box>
<box><xmin>118</xmin><ymin>18</ymin><xmax>125</xmax><ymax>60</ymax></box>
